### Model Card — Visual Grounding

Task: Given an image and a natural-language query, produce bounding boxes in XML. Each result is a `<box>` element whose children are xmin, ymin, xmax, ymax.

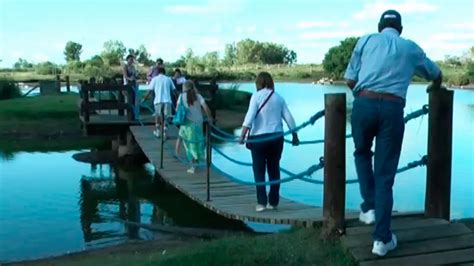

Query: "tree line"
<box><xmin>12</xmin><ymin>39</ymin><xmax>297</xmax><ymax>77</ymax></box>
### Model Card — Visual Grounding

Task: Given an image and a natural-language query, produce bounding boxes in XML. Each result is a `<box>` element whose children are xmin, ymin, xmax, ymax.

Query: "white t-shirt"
<box><xmin>242</xmin><ymin>88</ymin><xmax>296</xmax><ymax>136</ymax></box>
<box><xmin>149</xmin><ymin>74</ymin><xmax>176</xmax><ymax>104</ymax></box>
<box><xmin>175</xmin><ymin>76</ymin><xmax>186</xmax><ymax>85</ymax></box>
<box><xmin>177</xmin><ymin>93</ymin><xmax>206</xmax><ymax>124</ymax></box>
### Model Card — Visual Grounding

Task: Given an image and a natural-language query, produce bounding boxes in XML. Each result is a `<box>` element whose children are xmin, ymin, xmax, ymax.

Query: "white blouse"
<box><xmin>242</xmin><ymin>88</ymin><xmax>296</xmax><ymax>136</ymax></box>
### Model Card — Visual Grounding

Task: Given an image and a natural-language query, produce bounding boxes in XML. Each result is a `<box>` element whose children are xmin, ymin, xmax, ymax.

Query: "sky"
<box><xmin>0</xmin><ymin>0</ymin><xmax>473</xmax><ymax>67</ymax></box>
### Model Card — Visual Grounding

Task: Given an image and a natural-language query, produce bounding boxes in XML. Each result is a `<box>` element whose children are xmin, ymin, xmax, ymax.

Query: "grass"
<box><xmin>24</xmin><ymin>229</ymin><xmax>355</xmax><ymax>266</ymax></box>
<box><xmin>0</xmin><ymin>93</ymin><xmax>79</xmax><ymax>120</ymax></box>
<box><xmin>2</xmin><ymin>63</ymin><xmax>472</xmax><ymax>86</ymax></box>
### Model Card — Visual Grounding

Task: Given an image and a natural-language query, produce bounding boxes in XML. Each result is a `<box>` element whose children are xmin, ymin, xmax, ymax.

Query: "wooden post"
<box><xmin>205</xmin><ymin>121</ymin><xmax>211</xmax><ymax>201</ymax></box>
<box><xmin>83</xmin><ymin>85</ymin><xmax>90</xmax><ymax>123</ymax></box>
<box><xmin>126</xmin><ymin>85</ymin><xmax>135</xmax><ymax>121</ymax></box>
<box><xmin>160</xmin><ymin>116</ymin><xmax>164</xmax><ymax>169</ymax></box>
<box><xmin>66</xmin><ymin>75</ymin><xmax>70</xmax><ymax>92</ymax></box>
<box><xmin>425</xmin><ymin>89</ymin><xmax>453</xmax><ymax>220</ymax></box>
<box><xmin>322</xmin><ymin>93</ymin><xmax>346</xmax><ymax>236</ymax></box>
<box><xmin>118</xmin><ymin>86</ymin><xmax>125</xmax><ymax>116</ymax></box>
<box><xmin>55</xmin><ymin>74</ymin><xmax>61</xmax><ymax>93</ymax></box>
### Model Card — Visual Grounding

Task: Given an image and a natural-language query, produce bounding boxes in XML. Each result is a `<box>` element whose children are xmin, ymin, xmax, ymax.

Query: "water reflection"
<box><xmin>78</xmin><ymin>162</ymin><xmax>248</xmax><ymax>246</ymax></box>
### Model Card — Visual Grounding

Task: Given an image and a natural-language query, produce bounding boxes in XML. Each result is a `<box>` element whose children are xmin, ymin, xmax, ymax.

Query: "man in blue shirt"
<box><xmin>344</xmin><ymin>10</ymin><xmax>442</xmax><ymax>256</ymax></box>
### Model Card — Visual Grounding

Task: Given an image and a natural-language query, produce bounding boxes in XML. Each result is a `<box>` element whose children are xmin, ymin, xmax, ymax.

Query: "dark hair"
<box><xmin>156</xmin><ymin>58</ymin><xmax>164</xmax><ymax>64</ymax></box>
<box><xmin>174</xmin><ymin>68</ymin><xmax>181</xmax><ymax>74</ymax></box>
<box><xmin>126</xmin><ymin>54</ymin><xmax>135</xmax><ymax>60</ymax></box>
<box><xmin>255</xmin><ymin>72</ymin><xmax>274</xmax><ymax>91</ymax></box>
<box><xmin>158</xmin><ymin>67</ymin><xmax>166</xmax><ymax>74</ymax></box>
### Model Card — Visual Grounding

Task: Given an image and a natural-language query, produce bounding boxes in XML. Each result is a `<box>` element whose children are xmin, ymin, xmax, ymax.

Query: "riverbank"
<box><xmin>8</xmin><ymin>228</ymin><xmax>355</xmax><ymax>266</ymax></box>
<box><xmin>0</xmin><ymin>91</ymin><xmax>248</xmax><ymax>153</ymax></box>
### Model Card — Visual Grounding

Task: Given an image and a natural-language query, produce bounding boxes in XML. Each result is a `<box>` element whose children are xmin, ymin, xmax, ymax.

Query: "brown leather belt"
<box><xmin>358</xmin><ymin>90</ymin><xmax>403</xmax><ymax>102</ymax></box>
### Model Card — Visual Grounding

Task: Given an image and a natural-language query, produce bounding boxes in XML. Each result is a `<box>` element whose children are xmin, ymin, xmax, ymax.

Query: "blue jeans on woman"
<box><xmin>250</xmin><ymin>133</ymin><xmax>284</xmax><ymax>206</ymax></box>
<box><xmin>351</xmin><ymin>96</ymin><xmax>405</xmax><ymax>243</ymax></box>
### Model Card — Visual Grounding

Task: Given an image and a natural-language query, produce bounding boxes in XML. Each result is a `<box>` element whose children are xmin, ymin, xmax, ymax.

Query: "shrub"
<box><xmin>0</xmin><ymin>78</ymin><xmax>21</xmax><ymax>100</ymax></box>
<box><xmin>35</xmin><ymin>62</ymin><xmax>62</xmax><ymax>75</ymax></box>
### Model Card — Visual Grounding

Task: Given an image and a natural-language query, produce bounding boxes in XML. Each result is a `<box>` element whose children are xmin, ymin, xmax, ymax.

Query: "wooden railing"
<box><xmin>322</xmin><ymin>89</ymin><xmax>454</xmax><ymax>236</ymax></box>
<box><xmin>79</xmin><ymin>82</ymin><xmax>135</xmax><ymax>123</ymax></box>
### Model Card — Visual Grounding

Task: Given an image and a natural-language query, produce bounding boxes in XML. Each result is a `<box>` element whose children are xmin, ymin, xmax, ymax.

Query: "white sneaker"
<box><xmin>153</xmin><ymin>129</ymin><xmax>160</xmax><ymax>138</ymax></box>
<box><xmin>359</xmin><ymin>209</ymin><xmax>375</xmax><ymax>225</ymax></box>
<box><xmin>266</xmin><ymin>204</ymin><xmax>277</xmax><ymax>210</ymax></box>
<box><xmin>255</xmin><ymin>204</ymin><xmax>266</xmax><ymax>212</ymax></box>
<box><xmin>187</xmin><ymin>167</ymin><xmax>195</xmax><ymax>174</ymax></box>
<box><xmin>372</xmin><ymin>234</ymin><xmax>397</xmax><ymax>256</ymax></box>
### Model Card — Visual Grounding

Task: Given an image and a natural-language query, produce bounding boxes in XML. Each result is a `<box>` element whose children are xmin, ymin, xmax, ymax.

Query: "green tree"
<box><xmin>35</xmin><ymin>61</ymin><xmax>61</xmax><ymax>75</ymax></box>
<box><xmin>85</xmin><ymin>55</ymin><xmax>105</xmax><ymax>67</ymax></box>
<box><xmin>13</xmin><ymin>58</ymin><xmax>33</xmax><ymax>69</ymax></box>
<box><xmin>285</xmin><ymin>50</ymin><xmax>297</xmax><ymax>65</ymax></box>
<box><xmin>234</xmin><ymin>39</ymin><xmax>296</xmax><ymax>65</ymax></box>
<box><xmin>222</xmin><ymin>43</ymin><xmax>237</xmax><ymax>66</ymax></box>
<box><xmin>136</xmin><ymin>45</ymin><xmax>153</xmax><ymax>66</ymax></box>
<box><xmin>467</xmin><ymin>62</ymin><xmax>474</xmax><ymax>77</ymax></box>
<box><xmin>64</xmin><ymin>41</ymin><xmax>83</xmax><ymax>62</ymax></box>
<box><xmin>202</xmin><ymin>51</ymin><xmax>220</xmax><ymax>68</ymax></box>
<box><xmin>236</xmin><ymin>39</ymin><xmax>261</xmax><ymax>64</ymax></box>
<box><xmin>323</xmin><ymin>37</ymin><xmax>359</xmax><ymax>79</ymax></box>
<box><xmin>101</xmin><ymin>40</ymin><xmax>126</xmax><ymax>66</ymax></box>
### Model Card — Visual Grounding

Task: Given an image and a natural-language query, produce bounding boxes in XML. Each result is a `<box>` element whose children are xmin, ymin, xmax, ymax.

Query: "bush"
<box><xmin>447</xmin><ymin>73</ymin><xmax>470</xmax><ymax>86</ymax></box>
<box><xmin>35</xmin><ymin>62</ymin><xmax>62</xmax><ymax>75</ymax></box>
<box><xmin>0</xmin><ymin>78</ymin><xmax>21</xmax><ymax>100</ymax></box>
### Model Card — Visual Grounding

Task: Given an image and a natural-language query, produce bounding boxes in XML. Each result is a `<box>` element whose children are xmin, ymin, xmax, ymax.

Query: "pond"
<box><xmin>0</xmin><ymin>151</ymin><xmax>248</xmax><ymax>263</ymax></box>
<box><xmin>213</xmin><ymin>83</ymin><xmax>473</xmax><ymax>219</ymax></box>
<box><xmin>2</xmin><ymin>82</ymin><xmax>473</xmax><ymax>262</ymax></box>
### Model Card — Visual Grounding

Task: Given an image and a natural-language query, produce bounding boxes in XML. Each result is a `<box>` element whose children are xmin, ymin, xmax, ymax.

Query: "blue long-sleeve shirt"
<box><xmin>344</xmin><ymin>28</ymin><xmax>441</xmax><ymax>99</ymax></box>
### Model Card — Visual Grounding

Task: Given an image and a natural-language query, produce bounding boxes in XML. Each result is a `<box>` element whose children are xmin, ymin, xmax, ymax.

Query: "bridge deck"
<box><xmin>130</xmin><ymin>125</ymin><xmax>355</xmax><ymax>227</ymax></box>
<box><xmin>343</xmin><ymin>217</ymin><xmax>474</xmax><ymax>265</ymax></box>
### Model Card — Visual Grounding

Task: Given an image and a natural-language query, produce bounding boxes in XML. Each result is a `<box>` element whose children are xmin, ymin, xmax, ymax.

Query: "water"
<box><xmin>0</xmin><ymin>151</ymin><xmax>246</xmax><ymax>263</ymax></box>
<box><xmin>213</xmin><ymin>83</ymin><xmax>474</xmax><ymax>218</ymax></box>
<box><xmin>3</xmin><ymin>82</ymin><xmax>473</xmax><ymax>262</ymax></box>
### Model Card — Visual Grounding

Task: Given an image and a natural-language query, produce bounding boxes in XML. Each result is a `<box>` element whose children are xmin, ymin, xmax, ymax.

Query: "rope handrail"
<box><xmin>282</xmin><ymin>105</ymin><xmax>429</xmax><ymax>145</ymax></box>
<box><xmin>209</xmin><ymin>109</ymin><xmax>325</xmax><ymax>143</ymax></box>
<box><xmin>396</xmin><ymin>155</ymin><xmax>427</xmax><ymax>173</ymax></box>
<box><xmin>211</xmin><ymin>161</ymin><xmax>324</xmax><ymax>186</ymax></box>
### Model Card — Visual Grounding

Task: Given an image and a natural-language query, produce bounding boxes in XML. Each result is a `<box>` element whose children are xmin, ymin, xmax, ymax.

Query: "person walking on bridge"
<box><xmin>344</xmin><ymin>10</ymin><xmax>442</xmax><ymax>257</ymax></box>
<box><xmin>239</xmin><ymin>72</ymin><xmax>299</xmax><ymax>212</ymax></box>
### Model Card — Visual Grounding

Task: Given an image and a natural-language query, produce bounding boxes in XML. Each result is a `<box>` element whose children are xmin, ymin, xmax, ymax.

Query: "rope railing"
<box><xmin>396</xmin><ymin>155</ymin><xmax>428</xmax><ymax>173</ymax></box>
<box><xmin>211</xmin><ymin>161</ymin><xmax>324</xmax><ymax>186</ymax></box>
<box><xmin>209</xmin><ymin>109</ymin><xmax>325</xmax><ymax>143</ymax></box>
<box><xmin>282</xmin><ymin>104</ymin><xmax>429</xmax><ymax>145</ymax></box>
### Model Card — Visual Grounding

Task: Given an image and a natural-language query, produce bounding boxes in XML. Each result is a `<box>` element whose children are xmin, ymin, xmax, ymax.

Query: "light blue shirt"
<box><xmin>344</xmin><ymin>28</ymin><xmax>441</xmax><ymax>99</ymax></box>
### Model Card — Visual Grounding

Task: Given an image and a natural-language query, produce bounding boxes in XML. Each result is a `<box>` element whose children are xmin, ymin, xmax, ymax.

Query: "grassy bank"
<box><xmin>13</xmin><ymin>228</ymin><xmax>355</xmax><ymax>266</ymax></box>
<box><xmin>2</xmin><ymin>63</ymin><xmax>473</xmax><ymax>87</ymax></box>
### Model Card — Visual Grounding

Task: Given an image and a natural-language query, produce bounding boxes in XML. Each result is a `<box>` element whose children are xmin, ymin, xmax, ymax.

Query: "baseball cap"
<box><xmin>379</xmin><ymin>10</ymin><xmax>402</xmax><ymax>28</ymax></box>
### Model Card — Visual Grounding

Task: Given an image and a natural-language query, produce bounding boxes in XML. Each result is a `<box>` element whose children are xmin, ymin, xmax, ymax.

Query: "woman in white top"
<box><xmin>177</xmin><ymin>80</ymin><xmax>212</xmax><ymax>174</ymax></box>
<box><xmin>239</xmin><ymin>72</ymin><xmax>299</xmax><ymax>212</ymax></box>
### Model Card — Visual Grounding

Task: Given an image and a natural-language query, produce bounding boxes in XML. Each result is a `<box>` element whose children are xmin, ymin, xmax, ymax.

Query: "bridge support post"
<box><xmin>160</xmin><ymin>115</ymin><xmax>165</xmax><ymax>169</ymax></box>
<box><xmin>205</xmin><ymin>121</ymin><xmax>212</xmax><ymax>201</ymax></box>
<box><xmin>55</xmin><ymin>74</ymin><xmax>61</xmax><ymax>93</ymax></box>
<box><xmin>425</xmin><ymin>89</ymin><xmax>453</xmax><ymax>220</ymax></box>
<box><xmin>66</xmin><ymin>75</ymin><xmax>70</xmax><ymax>92</ymax></box>
<box><xmin>322</xmin><ymin>93</ymin><xmax>346</xmax><ymax>237</ymax></box>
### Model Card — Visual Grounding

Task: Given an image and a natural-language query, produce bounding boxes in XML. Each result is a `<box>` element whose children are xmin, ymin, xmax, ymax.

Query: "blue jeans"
<box><xmin>250</xmin><ymin>133</ymin><xmax>284</xmax><ymax>206</ymax></box>
<box><xmin>351</xmin><ymin>97</ymin><xmax>405</xmax><ymax>243</ymax></box>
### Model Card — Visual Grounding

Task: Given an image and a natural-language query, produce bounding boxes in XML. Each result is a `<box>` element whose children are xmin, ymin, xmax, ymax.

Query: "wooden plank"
<box><xmin>351</xmin><ymin>233</ymin><xmax>474</xmax><ymax>262</ymax></box>
<box><xmin>360</xmin><ymin>247</ymin><xmax>474</xmax><ymax>266</ymax></box>
<box><xmin>343</xmin><ymin>223</ymin><xmax>471</xmax><ymax>248</ymax></box>
<box><xmin>345</xmin><ymin>217</ymin><xmax>449</xmax><ymax>235</ymax></box>
<box><xmin>130</xmin><ymin>125</ymin><xmax>360</xmax><ymax>226</ymax></box>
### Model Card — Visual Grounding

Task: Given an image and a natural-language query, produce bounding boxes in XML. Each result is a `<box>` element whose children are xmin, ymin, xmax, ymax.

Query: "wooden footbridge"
<box><xmin>78</xmin><ymin>81</ymin><xmax>474</xmax><ymax>264</ymax></box>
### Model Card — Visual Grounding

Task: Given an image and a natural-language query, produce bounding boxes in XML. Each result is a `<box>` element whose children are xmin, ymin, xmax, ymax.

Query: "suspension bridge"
<box><xmin>77</xmin><ymin>81</ymin><xmax>474</xmax><ymax>265</ymax></box>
